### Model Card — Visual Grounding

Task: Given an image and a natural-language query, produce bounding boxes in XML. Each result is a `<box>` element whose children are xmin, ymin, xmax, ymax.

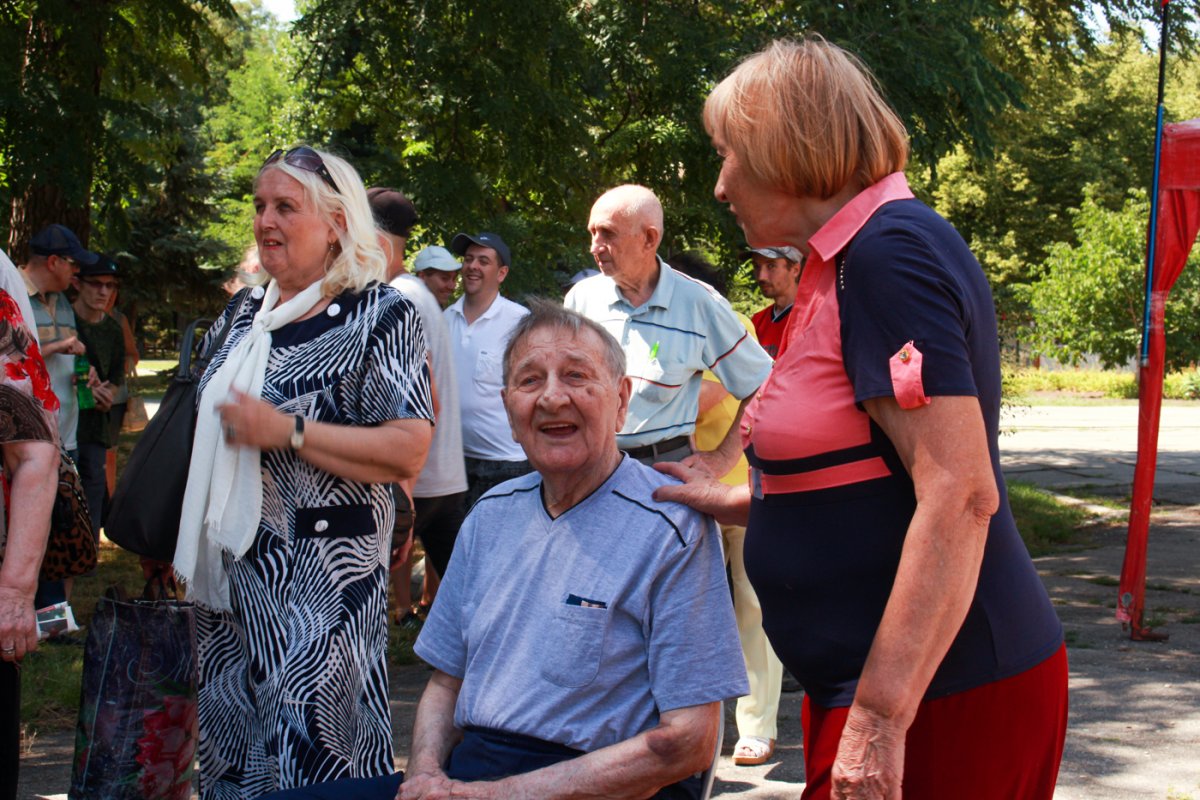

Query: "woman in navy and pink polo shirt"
<box><xmin>656</xmin><ymin>36</ymin><xmax>1067</xmax><ymax>800</ymax></box>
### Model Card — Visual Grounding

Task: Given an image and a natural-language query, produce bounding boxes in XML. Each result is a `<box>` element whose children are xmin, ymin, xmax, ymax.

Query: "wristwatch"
<box><xmin>289</xmin><ymin>415</ymin><xmax>306</xmax><ymax>451</ymax></box>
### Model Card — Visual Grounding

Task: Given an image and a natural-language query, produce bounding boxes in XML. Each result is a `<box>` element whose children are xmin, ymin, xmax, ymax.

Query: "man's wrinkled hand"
<box><xmin>397</xmin><ymin>770</ymin><xmax>457</xmax><ymax>800</ymax></box>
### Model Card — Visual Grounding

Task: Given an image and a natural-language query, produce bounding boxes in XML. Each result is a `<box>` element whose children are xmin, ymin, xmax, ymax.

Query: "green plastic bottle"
<box><xmin>74</xmin><ymin>355</ymin><xmax>95</xmax><ymax>410</ymax></box>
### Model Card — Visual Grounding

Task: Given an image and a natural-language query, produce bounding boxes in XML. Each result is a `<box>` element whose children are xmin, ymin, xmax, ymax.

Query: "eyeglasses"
<box><xmin>80</xmin><ymin>278</ymin><xmax>119</xmax><ymax>291</ymax></box>
<box><xmin>262</xmin><ymin>146</ymin><xmax>341</xmax><ymax>194</ymax></box>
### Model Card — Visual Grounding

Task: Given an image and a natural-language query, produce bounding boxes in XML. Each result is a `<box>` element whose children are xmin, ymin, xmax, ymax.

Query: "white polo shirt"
<box><xmin>445</xmin><ymin>293</ymin><xmax>529</xmax><ymax>461</ymax></box>
<box><xmin>391</xmin><ymin>274</ymin><xmax>468</xmax><ymax>497</ymax></box>
<box><xmin>565</xmin><ymin>260</ymin><xmax>772</xmax><ymax>449</ymax></box>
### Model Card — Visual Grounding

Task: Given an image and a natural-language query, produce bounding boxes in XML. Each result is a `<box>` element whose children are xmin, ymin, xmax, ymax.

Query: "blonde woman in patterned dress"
<box><xmin>175</xmin><ymin>147</ymin><xmax>434</xmax><ymax>798</ymax></box>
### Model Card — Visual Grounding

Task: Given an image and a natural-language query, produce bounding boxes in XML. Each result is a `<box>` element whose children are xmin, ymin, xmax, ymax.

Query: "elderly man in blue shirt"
<box><xmin>565</xmin><ymin>185</ymin><xmax>773</xmax><ymax>474</ymax></box>
<box><xmin>260</xmin><ymin>301</ymin><xmax>747</xmax><ymax>800</ymax></box>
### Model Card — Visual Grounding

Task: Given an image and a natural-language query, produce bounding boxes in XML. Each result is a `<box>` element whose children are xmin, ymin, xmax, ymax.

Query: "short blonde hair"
<box><xmin>704</xmin><ymin>36</ymin><xmax>909</xmax><ymax>199</ymax></box>
<box><xmin>256</xmin><ymin>148</ymin><xmax>388</xmax><ymax>298</ymax></box>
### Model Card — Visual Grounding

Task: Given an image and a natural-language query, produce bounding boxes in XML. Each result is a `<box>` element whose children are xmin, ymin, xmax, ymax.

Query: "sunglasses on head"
<box><xmin>262</xmin><ymin>146</ymin><xmax>341</xmax><ymax>194</ymax></box>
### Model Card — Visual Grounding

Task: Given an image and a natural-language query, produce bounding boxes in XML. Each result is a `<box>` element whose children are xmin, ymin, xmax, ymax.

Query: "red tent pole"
<box><xmin>1118</xmin><ymin>0</ymin><xmax>1172</xmax><ymax>642</ymax></box>
<box><xmin>1117</xmin><ymin>291</ymin><xmax>1168</xmax><ymax>641</ymax></box>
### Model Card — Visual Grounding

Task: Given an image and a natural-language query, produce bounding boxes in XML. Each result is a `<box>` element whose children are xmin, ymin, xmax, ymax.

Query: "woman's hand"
<box><xmin>0</xmin><ymin>584</ymin><xmax>37</xmax><ymax>663</ymax></box>
<box><xmin>652</xmin><ymin>461</ymin><xmax>751</xmax><ymax>527</ymax></box>
<box><xmin>217</xmin><ymin>388</ymin><xmax>290</xmax><ymax>450</ymax></box>
<box><xmin>831</xmin><ymin>705</ymin><xmax>906</xmax><ymax>800</ymax></box>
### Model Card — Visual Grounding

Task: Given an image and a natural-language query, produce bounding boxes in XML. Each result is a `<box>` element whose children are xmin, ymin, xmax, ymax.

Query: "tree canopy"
<box><xmin>1</xmin><ymin>0</ymin><xmax>1198</xmax><ymax>360</ymax></box>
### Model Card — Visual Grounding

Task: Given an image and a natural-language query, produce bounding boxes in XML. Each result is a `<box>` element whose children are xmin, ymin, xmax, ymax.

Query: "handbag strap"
<box><xmin>178</xmin><ymin>287</ymin><xmax>251</xmax><ymax>380</ymax></box>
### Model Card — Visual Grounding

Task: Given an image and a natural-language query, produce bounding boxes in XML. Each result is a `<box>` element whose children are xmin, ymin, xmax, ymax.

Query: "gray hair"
<box><xmin>255</xmin><ymin>147</ymin><xmax>388</xmax><ymax>298</ymax></box>
<box><xmin>503</xmin><ymin>298</ymin><xmax>626</xmax><ymax>386</ymax></box>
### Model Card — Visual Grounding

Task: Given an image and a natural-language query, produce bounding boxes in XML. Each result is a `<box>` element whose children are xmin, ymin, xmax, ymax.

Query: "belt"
<box><xmin>619</xmin><ymin>435</ymin><xmax>691</xmax><ymax>461</ymax></box>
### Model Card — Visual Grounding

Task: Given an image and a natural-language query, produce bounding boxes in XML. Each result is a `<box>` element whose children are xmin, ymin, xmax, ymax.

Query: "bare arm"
<box><xmin>0</xmin><ymin>440</ymin><xmax>59</xmax><ymax>662</ymax></box>
<box><xmin>403</xmin><ymin>698</ymin><xmax>719</xmax><ymax>800</ymax></box>
<box><xmin>830</xmin><ymin>395</ymin><xmax>998</xmax><ymax>800</ymax></box>
<box><xmin>218</xmin><ymin>389</ymin><xmax>433</xmax><ymax>485</ymax></box>
<box><xmin>397</xmin><ymin>670</ymin><xmax>466</xmax><ymax>799</ymax></box>
<box><xmin>696</xmin><ymin>380</ymin><xmax>728</xmax><ymax>415</ymax></box>
<box><xmin>684</xmin><ymin>395</ymin><xmax>753</xmax><ymax>479</ymax></box>
<box><xmin>41</xmin><ymin>335</ymin><xmax>86</xmax><ymax>357</ymax></box>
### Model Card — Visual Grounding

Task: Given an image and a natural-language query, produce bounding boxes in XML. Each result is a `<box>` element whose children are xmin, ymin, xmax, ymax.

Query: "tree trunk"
<box><xmin>5</xmin><ymin>3</ymin><xmax>101</xmax><ymax>261</ymax></box>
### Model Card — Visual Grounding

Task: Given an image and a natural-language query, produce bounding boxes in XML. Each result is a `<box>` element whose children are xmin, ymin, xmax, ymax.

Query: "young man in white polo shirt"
<box><xmin>444</xmin><ymin>232</ymin><xmax>529</xmax><ymax>508</ymax></box>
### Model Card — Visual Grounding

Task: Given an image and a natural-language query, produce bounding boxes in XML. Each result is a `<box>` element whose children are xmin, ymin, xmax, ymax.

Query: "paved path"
<box><xmin>19</xmin><ymin>403</ymin><xmax>1200</xmax><ymax>799</ymax></box>
<box><xmin>1000</xmin><ymin>402</ymin><xmax>1200</xmax><ymax>505</ymax></box>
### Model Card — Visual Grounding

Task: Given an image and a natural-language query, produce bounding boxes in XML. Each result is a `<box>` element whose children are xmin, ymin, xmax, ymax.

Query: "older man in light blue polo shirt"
<box><xmin>257</xmin><ymin>301</ymin><xmax>746</xmax><ymax>800</ymax></box>
<box><xmin>566</xmin><ymin>185</ymin><xmax>772</xmax><ymax>473</ymax></box>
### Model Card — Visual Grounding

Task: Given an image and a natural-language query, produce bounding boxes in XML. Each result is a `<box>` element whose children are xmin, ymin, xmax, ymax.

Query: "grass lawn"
<box><xmin>1006</xmin><ymin>481</ymin><xmax>1095</xmax><ymax>556</ymax></box>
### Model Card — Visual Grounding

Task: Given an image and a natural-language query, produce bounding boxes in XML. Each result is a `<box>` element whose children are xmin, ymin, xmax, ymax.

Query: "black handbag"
<box><xmin>106</xmin><ymin>293</ymin><xmax>245</xmax><ymax>561</ymax></box>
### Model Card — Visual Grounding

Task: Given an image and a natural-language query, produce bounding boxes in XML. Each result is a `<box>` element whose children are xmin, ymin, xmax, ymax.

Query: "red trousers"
<box><xmin>801</xmin><ymin>645</ymin><xmax>1068</xmax><ymax>800</ymax></box>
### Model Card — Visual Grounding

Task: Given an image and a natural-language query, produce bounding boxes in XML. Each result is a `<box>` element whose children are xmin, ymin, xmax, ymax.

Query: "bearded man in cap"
<box><xmin>745</xmin><ymin>246</ymin><xmax>802</xmax><ymax>359</ymax></box>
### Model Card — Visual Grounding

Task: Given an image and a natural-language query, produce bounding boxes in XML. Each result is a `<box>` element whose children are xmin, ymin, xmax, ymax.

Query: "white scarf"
<box><xmin>175</xmin><ymin>278</ymin><xmax>325</xmax><ymax>610</ymax></box>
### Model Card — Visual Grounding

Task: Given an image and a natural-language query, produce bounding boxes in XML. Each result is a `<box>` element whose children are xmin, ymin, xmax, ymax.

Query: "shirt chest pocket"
<box><xmin>295</xmin><ymin>504</ymin><xmax>375</xmax><ymax>539</ymax></box>
<box><xmin>540</xmin><ymin>604</ymin><xmax>608</xmax><ymax>688</ymax></box>
<box><xmin>473</xmin><ymin>348</ymin><xmax>503</xmax><ymax>390</ymax></box>
<box><xmin>636</xmin><ymin>354</ymin><xmax>690</xmax><ymax>406</ymax></box>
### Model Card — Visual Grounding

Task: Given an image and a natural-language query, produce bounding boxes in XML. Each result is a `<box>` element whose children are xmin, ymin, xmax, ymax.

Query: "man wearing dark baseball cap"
<box><xmin>30</xmin><ymin>223</ymin><xmax>100</xmax><ymax>267</ymax></box>
<box><xmin>367</xmin><ymin>187</ymin><xmax>418</xmax><ymax>272</ymax></box>
<box><xmin>19</xmin><ymin>223</ymin><xmax>98</xmax><ymax>454</ymax></box>
<box><xmin>71</xmin><ymin>253</ymin><xmax>123</xmax><ymax>534</ymax></box>
<box><xmin>444</xmin><ymin>230</ymin><xmax>529</xmax><ymax>507</ymax></box>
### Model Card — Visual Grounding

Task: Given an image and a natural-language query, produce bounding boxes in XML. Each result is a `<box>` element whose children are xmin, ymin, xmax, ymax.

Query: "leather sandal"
<box><xmin>732</xmin><ymin>735</ymin><xmax>775</xmax><ymax>766</ymax></box>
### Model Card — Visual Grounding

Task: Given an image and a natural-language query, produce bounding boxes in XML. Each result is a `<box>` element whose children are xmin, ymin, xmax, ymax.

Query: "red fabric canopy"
<box><xmin>1117</xmin><ymin>118</ymin><xmax>1200</xmax><ymax>639</ymax></box>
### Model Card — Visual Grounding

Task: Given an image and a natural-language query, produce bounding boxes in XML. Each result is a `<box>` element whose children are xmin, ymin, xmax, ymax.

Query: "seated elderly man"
<box><xmin>261</xmin><ymin>300</ymin><xmax>747</xmax><ymax>800</ymax></box>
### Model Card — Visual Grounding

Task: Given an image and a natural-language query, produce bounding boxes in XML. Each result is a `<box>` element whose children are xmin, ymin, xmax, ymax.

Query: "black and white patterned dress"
<box><xmin>194</xmin><ymin>283</ymin><xmax>432</xmax><ymax>798</ymax></box>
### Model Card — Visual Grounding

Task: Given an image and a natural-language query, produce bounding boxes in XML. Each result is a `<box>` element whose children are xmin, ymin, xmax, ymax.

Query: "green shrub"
<box><xmin>1006</xmin><ymin>368</ymin><xmax>1200</xmax><ymax>399</ymax></box>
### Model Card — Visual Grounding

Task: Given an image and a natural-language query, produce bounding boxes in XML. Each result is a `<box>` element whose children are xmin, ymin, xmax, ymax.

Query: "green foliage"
<box><xmin>5</xmin><ymin>0</ymin><xmax>1200</xmax><ymax>331</ymax></box>
<box><xmin>0</xmin><ymin>0</ymin><xmax>239</xmax><ymax>350</ymax></box>
<box><xmin>925</xmin><ymin>27</ymin><xmax>1200</xmax><ymax>337</ymax></box>
<box><xmin>285</xmin><ymin>0</ymin><xmax>1180</xmax><ymax>291</ymax></box>
<box><xmin>1023</xmin><ymin>186</ymin><xmax>1200</xmax><ymax>370</ymax></box>
<box><xmin>1003</xmin><ymin>367</ymin><xmax>1200</xmax><ymax>400</ymax></box>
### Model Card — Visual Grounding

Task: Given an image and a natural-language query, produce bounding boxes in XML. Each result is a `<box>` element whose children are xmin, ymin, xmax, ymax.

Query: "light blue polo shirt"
<box><xmin>565</xmin><ymin>260</ymin><xmax>772</xmax><ymax>448</ymax></box>
<box><xmin>415</xmin><ymin>455</ymin><xmax>748</xmax><ymax>753</ymax></box>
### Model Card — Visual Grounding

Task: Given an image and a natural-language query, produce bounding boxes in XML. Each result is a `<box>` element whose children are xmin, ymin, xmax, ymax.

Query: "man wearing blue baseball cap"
<box><xmin>19</xmin><ymin>224</ymin><xmax>99</xmax><ymax>456</ymax></box>
<box><xmin>71</xmin><ymin>254</ymin><xmax>123</xmax><ymax>536</ymax></box>
<box><xmin>444</xmin><ymin>231</ymin><xmax>530</xmax><ymax>508</ymax></box>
